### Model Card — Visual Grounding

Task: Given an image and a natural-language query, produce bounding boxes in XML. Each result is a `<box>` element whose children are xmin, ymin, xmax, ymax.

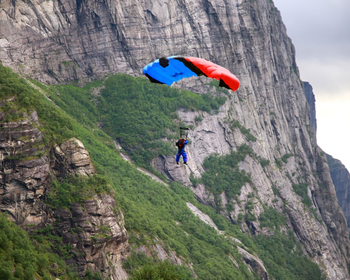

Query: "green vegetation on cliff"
<box><xmin>201</xmin><ymin>144</ymin><xmax>253</xmax><ymax>199</ymax></box>
<box><xmin>0</xmin><ymin>64</ymin><xmax>75</xmax><ymax>145</ymax></box>
<box><xmin>45</xmin><ymin>174</ymin><xmax>112</xmax><ymax>209</ymax></box>
<box><xmin>0</xmin><ymin>212</ymin><xmax>76</xmax><ymax>280</ymax></box>
<box><xmin>45</xmin><ymin>74</ymin><xmax>226</xmax><ymax>169</ymax></box>
<box><xmin>0</xmin><ymin>64</ymin><xmax>323</xmax><ymax>280</ymax></box>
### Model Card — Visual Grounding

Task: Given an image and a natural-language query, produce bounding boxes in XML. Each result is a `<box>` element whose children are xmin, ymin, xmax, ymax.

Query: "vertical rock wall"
<box><xmin>303</xmin><ymin>83</ymin><xmax>350</xmax><ymax>232</ymax></box>
<box><xmin>0</xmin><ymin>98</ymin><xmax>50</xmax><ymax>226</ymax></box>
<box><xmin>327</xmin><ymin>154</ymin><xmax>350</xmax><ymax>228</ymax></box>
<box><xmin>303</xmin><ymin>81</ymin><xmax>317</xmax><ymax>138</ymax></box>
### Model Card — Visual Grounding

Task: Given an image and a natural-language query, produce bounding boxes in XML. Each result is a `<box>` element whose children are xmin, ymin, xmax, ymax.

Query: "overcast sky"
<box><xmin>273</xmin><ymin>0</ymin><xmax>350</xmax><ymax>171</ymax></box>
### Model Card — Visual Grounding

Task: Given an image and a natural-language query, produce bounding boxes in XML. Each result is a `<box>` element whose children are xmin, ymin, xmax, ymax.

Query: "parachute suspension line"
<box><xmin>180</xmin><ymin>127</ymin><xmax>189</xmax><ymax>139</ymax></box>
<box><xmin>143</xmin><ymin>56</ymin><xmax>239</xmax><ymax>144</ymax></box>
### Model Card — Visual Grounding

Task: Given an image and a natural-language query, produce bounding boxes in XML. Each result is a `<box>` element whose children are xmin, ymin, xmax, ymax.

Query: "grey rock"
<box><xmin>303</xmin><ymin>81</ymin><xmax>317</xmax><ymax>138</ymax></box>
<box><xmin>52</xmin><ymin>193</ymin><xmax>129</xmax><ymax>279</ymax></box>
<box><xmin>238</xmin><ymin>246</ymin><xmax>269</xmax><ymax>280</ymax></box>
<box><xmin>151</xmin><ymin>155</ymin><xmax>191</xmax><ymax>186</ymax></box>
<box><xmin>0</xmin><ymin>99</ymin><xmax>50</xmax><ymax>226</ymax></box>
<box><xmin>187</xmin><ymin>202</ymin><xmax>219</xmax><ymax>231</ymax></box>
<box><xmin>53</xmin><ymin>138</ymin><xmax>96</xmax><ymax>177</ymax></box>
<box><xmin>327</xmin><ymin>154</ymin><xmax>350</xmax><ymax>228</ymax></box>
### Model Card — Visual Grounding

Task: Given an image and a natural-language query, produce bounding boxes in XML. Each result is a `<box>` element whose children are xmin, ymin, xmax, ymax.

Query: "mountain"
<box><xmin>302</xmin><ymin>81</ymin><xmax>350</xmax><ymax>231</ymax></box>
<box><xmin>1</xmin><ymin>0</ymin><xmax>350</xmax><ymax>279</ymax></box>
<box><xmin>327</xmin><ymin>154</ymin><xmax>350</xmax><ymax>228</ymax></box>
<box><xmin>303</xmin><ymin>82</ymin><xmax>317</xmax><ymax>137</ymax></box>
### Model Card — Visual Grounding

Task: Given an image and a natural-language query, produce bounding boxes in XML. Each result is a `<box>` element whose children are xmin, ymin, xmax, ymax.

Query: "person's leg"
<box><xmin>176</xmin><ymin>152</ymin><xmax>180</xmax><ymax>164</ymax></box>
<box><xmin>183</xmin><ymin>152</ymin><xmax>187</xmax><ymax>164</ymax></box>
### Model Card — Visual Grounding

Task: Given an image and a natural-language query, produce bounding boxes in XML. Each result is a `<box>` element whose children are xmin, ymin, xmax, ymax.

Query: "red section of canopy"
<box><xmin>184</xmin><ymin>57</ymin><xmax>240</xmax><ymax>91</ymax></box>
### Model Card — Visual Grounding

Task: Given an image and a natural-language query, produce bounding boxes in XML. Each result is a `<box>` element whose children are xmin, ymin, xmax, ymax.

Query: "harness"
<box><xmin>176</xmin><ymin>127</ymin><xmax>189</xmax><ymax>154</ymax></box>
<box><xmin>176</xmin><ymin>139</ymin><xmax>186</xmax><ymax>151</ymax></box>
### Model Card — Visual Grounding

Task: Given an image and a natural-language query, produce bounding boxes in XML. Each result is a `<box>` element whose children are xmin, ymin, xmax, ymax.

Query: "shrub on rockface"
<box><xmin>0</xmin><ymin>212</ymin><xmax>77</xmax><ymax>280</ymax></box>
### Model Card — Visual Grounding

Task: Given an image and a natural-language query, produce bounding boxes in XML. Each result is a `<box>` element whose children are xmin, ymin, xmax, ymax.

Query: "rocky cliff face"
<box><xmin>303</xmin><ymin>81</ymin><xmax>317</xmax><ymax>137</ymax></box>
<box><xmin>303</xmin><ymin>82</ymin><xmax>350</xmax><ymax>230</ymax></box>
<box><xmin>0</xmin><ymin>97</ymin><xmax>49</xmax><ymax>226</ymax></box>
<box><xmin>304</xmin><ymin>81</ymin><xmax>350</xmax><ymax>233</ymax></box>
<box><xmin>327</xmin><ymin>154</ymin><xmax>350</xmax><ymax>227</ymax></box>
<box><xmin>0</xmin><ymin>98</ymin><xmax>129</xmax><ymax>279</ymax></box>
<box><xmin>52</xmin><ymin>193</ymin><xmax>129</xmax><ymax>279</ymax></box>
<box><xmin>168</xmin><ymin>85</ymin><xmax>350</xmax><ymax>279</ymax></box>
<box><xmin>1</xmin><ymin>0</ymin><xmax>350</xmax><ymax>279</ymax></box>
<box><xmin>0</xmin><ymin>0</ymin><xmax>300</xmax><ymax>86</ymax></box>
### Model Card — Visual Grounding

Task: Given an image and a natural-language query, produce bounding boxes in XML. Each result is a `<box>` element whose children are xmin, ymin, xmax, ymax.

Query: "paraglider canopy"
<box><xmin>143</xmin><ymin>56</ymin><xmax>240</xmax><ymax>92</ymax></box>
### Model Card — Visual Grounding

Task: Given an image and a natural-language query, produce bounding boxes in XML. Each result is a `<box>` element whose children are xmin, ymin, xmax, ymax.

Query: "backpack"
<box><xmin>176</xmin><ymin>139</ymin><xmax>185</xmax><ymax>149</ymax></box>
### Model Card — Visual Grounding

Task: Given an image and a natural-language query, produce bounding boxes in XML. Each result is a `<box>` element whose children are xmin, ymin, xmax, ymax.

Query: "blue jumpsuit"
<box><xmin>176</xmin><ymin>140</ymin><xmax>188</xmax><ymax>163</ymax></box>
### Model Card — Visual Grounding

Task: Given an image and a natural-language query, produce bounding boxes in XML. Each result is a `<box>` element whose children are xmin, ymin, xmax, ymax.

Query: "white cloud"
<box><xmin>298</xmin><ymin>58</ymin><xmax>350</xmax><ymax>96</ymax></box>
<box><xmin>316</xmin><ymin>94</ymin><xmax>350</xmax><ymax>170</ymax></box>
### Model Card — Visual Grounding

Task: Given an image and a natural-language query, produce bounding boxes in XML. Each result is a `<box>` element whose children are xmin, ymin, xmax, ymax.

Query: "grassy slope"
<box><xmin>0</xmin><ymin>64</ymin><xmax>323</xmax><ymax>280</ymax></box>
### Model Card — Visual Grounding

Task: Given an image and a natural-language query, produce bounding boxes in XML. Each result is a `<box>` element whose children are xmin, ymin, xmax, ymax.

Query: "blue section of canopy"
<box><xmin>143</xmin><ymin>56</ymin><xmax>197</xmax><ymax>86</ymax></box>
